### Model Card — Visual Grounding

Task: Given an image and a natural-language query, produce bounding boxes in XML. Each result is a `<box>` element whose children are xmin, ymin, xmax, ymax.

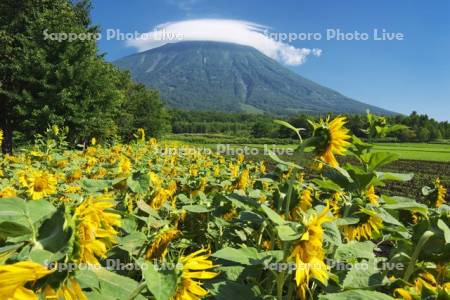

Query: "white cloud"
<box><xmin>127</xmin><ymin>19</ymin><xmax>321</xmax><ymax>65</ymax></box>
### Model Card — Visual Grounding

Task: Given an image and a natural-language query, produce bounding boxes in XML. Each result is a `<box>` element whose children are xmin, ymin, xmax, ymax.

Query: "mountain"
<box><xmin>115</xmin><ymin>41</ymin><xmax>394</xmax><ymax>115</ymax></box>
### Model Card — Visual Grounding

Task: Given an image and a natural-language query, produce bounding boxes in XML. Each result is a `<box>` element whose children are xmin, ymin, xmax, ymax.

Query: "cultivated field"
<box><xmin>1</xmin><ymin>121</ymin><xmax>448</xmax><ymax>300</ymax></box>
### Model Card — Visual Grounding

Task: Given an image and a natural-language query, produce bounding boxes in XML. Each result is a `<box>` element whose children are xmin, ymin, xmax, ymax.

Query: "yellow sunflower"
<box><xmin>435</xmin><ymin>178</ymin><xmax>447</xmax><ymax>207</ymax></box>
<box><xmin>312</xmin><ymin>116</ymin><xmax>351</xmax><ymax>169</ymax></box>
<box><xmin>172</xmin><ymin>249</ymin><xmax>218</xmax><ymax>300</ymax></box>
<box><xmin>19</xmin><ymin>169</ymin><xmax>57</xmax><ymax>200</ymax></box>
<box><xmin>229</xmin><ymin>163</ymin><xmax>238</xmax><ymax>178</ymax></box>
<box><xmin>213</xmin><ymin>165</ymin><xmax>220</xmax><ymax>177</ymax></box>
<box><xmin>326</xmin><ymin>191</ymin><xmax>342</xmax><ymax>217</ymax></box>
<box><xmin>136</xmin><ymin>128</ymin><xmax>146</xmax><ymax>142</ymax></box>
<box><xmin>0</xmin><ymin>261</ymin><xmax>54</xmax><ymax>299</ymax></box>
<box><xmin>74</xmin><ymin>194</ymin><xmax>121</xmax><ymax>265</ymax></box>
<box><xmin>0</xmin><ymin>187</ymin><xmax>16</xmax><ymax>198</ymax></box>
<box><xmin>117</xmin><ymin>156</ymin><xmax>132</xmax><ymax>176</ymax></box>
<box><xmin>236</xmin><ymin>169</ymin><xmax>250</xmax><ymax>190</ymax></box>
<box><xmin>43</xmin><ymin>277</ymin><xmax>87</xmax><ymax>300</ymax></box>
<box><xmin>290</xmin><ymin>206</ymin><xmax>332</xmax><ymax>299</ymax></box>
<box><xmin>68</xmin><ymin>169</ymin><xmax>83</xmax><ymax>182</ymax></box>
<box><xmin>366</xmin><ymin>185</ymin><xmax>379</xmax><ymax>205</ymax></box>
<box><xmin>394</xmin><ymin>272</ymin><xmax>450</xmax><ymax>299</ymax></box>
<box><xmin>151</xmin><ymin>181</ymin><xmax>177</xmax><ymax>209</ymax></box>
<box><xmin>342</xmin><ymin>214</ymin><xmax>383</xmax><ymax>241</ymax></box>
<box><xmin>146</xmin><ymin>228</ymin><xmax>181</xmax><ymax>260</ymax></box>
<box><xmin>297</xmin><ymin>188</ymin><xmax>313</xmax><ymax>212</ymax></box>
<box><xmin>223</xmin><ymin>208</ymin><xmax>238</xmax><ymax>221</ymax></box>
<box><xmin>259</xmin><ymin>162</ymin><xmax>266</xmax><ymax>174</ymax></box>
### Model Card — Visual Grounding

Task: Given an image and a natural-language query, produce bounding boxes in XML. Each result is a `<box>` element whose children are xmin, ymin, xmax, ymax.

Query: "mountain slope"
<box><xmin>115</xmin><ymin>41</ymin><xmax>394</xmax><ymax>115</ymax></box>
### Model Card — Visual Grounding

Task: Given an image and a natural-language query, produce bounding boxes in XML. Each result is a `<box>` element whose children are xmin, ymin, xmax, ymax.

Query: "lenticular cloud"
<box><xmin>126</xmin><ymin>19</ymin><xmax>321</xmax><ymax>65</ymax></box>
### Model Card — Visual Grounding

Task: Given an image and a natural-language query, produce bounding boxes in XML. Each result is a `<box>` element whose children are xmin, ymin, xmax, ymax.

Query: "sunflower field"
<box><xmin>0</xmin><ymin>115</ymin><xmax>448</xmax><ymax>300</ymax></box>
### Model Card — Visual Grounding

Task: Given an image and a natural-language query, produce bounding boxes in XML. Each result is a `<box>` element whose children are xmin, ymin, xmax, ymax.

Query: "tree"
<box><xmin>117</xmin><ymin>83</ymin><xmax>170</xmax><ymax>140</ymax></box>
<box><xmin>429</xmin><ymin>126</ymin><xmax>443</xmax><ymax>141</ymax></box>
<box><xmin>251</xmin><ymin>121</ymin><xmax>273</xmax><ymax>138</ymax></box>
<box><xmin>417</xmin><ymin>127</ymin><xmax>431</xmax><ymax>142</ymax></box>
<box><xmin>396</xmin><ymin>128</ymin><xmax>416</xmax><ymax>142</ymax></box>
<box><xmin>0</xmin><ymin>0</ymin><xmax>147</xmax><ymax>152</ymax></box>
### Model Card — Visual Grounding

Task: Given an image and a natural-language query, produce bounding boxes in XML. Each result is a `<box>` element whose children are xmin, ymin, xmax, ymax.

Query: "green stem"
<box><xmin>403</xmin><ymin>230</ymin><xmax>434</xmax><ymax>281</ymax></box>
<box><xmin>276</xmin><ymin>271</ymin><xmax>286</xmax><ymax>300</ymax></box>
<box><xmin>287</xmin><ymin>277</ymin><xmax>295</xmax><ymax>300</ymax></box>
<box><xmin>257</xmin><ymin>222</ymin><xmax>267</xmax><ymax>246</ymax></box>
<box><xmin>284</xmin><ymin>181</ymin><xmax>294</xmax><ymax>218</ymax></box>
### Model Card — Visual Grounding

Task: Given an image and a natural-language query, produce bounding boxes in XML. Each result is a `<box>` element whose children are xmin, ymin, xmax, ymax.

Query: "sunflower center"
<box><xmin>314</xmin><ymin>127</ymin><xmax>331</xmax><ymax>153</ymax></box>
<box><xmin>34</xmin><ymin>177</ymin><xmax>48</xmax><ymax>192</ymax></box>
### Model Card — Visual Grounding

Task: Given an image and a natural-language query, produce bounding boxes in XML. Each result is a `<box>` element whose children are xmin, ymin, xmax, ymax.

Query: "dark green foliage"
<box><xmin>0</xmin><ymin>0</ymin><xmax>169</xmax><ymax>151</ymax></box>
<box><xmin>170</xmin><ymin>110</ymin><xmax>268</xmax><ymax>136</ymax></box>
<box><xmin>251</xmin><ymin>121</ymin><xmax>274</xmax><ymax>138</ymax></box>
<box><xmin>390</xmin><ymin>111</ymin><xmax>450</xmax><ymax>142</ymax></box>
<box><xmin>117</xmin><ymin>83</ymin><xmax>171</xmax><ymax>140</ymax></box>
<box><xmin>115</xmin><ymin>41</ymin><xmax>394</xmax><ymax>116</ymax></box>
<box><xmin>169</xmin><ymin>110</ymin><xmax>450</xmax><ymax>143</ymax></box>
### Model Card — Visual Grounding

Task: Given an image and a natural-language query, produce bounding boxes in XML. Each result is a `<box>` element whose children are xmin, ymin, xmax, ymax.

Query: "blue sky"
<box><xmin>90</xmin><ymin>0</ymin><xmax>450</xmax><ymax>121</ymax></box>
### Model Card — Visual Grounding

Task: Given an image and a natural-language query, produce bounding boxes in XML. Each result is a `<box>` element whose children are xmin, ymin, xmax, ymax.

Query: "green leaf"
<box><xmin>26</xmin><ymin>200</ymin><xmax>57</xmax><ymax>224</ymax></box>
<box><xmin>127</xmin><ymin>172</ymin><xmax>150</xmax><ymax>193</ymax></box>
<box><xmin>0</xmin><ymin>198</ymin><xmax>28</xmax><ymax>223</ymax></box>
<box><xmin>0</xmin><ymin>244</ymin><xmax>23</xmax><ymax>264</ymax></box>
<box><xmin>335</xmin><ymin>217</ymin><xmax>359</xmax><ymax>226</ymax></box>
<box><xmin>342</xmin><ymin>259</ymin><xmax>383</xmax><ymax>289</ymax></box>
<box><xmin>0</xmin><ymin>199</ymin><xmax>55</xmax><ymax>239</ymax></box>
<box><xmin>0</xmin><ymin>221</ymin><xmax>31</xmax><ymax>237</ymax></box>
<box><xmin>119</xmin><ymin>231</ymin><xmax>147</xmax><ymax>254</ymax></box>
<box><xmin>334</xmin><ymin>241</ymin><xmax>376</xmax><ymax>261</ymax></box>
<box><xmin>322</xmin><ymin>166</ymin><xmax>353</xmax><ymax>189</ymax></box>
<box><xmin>346</xmin><ymin>168</ymin><xmax>377</xmax><ymax>189</ymax></box>
<box><xmin>210</xmin><ymin>281</ymin><xmax>260</xmax><ymax>300</ymax></box>
<box><xmin>437</xmin><ymin>219</ymin><xmax>450</xmax><ymax>244</ymax></box>
<box><xmin>261</xmin><ymin>205</ymin><xmax>285</xmax><ymax>225</ymax></box>
<box><xmin>268</xmin><ymin>150</ymin><xmax>302</xmax><ymax>170</ymax></box>
<box><xmin>182</xmin><ymin>204</ymin><xmax>211</xmax><ymax>213</ymax></box>
<box><xmin>375</xmin><ymin>172</ymin><xmax>413</xmax><ymax>182</ymax></box>
<box><xmin>376</xmin><ymin>208</ymin><xmax>404</xmax><ymax>227</ymax></box>
<box><xmin>422</xmin><ymin>186</ymin><xmax>433</xmax><ymax>196</ymax></box>
<box><xmin>213</xmin><ymin>247</ymin><xmax>282</xmax><ymax>265</ymax></box>
<box><xmin>29</xmin><ymin>249</ymin><xmax>64</xmax><ymax>264</ymax></box>
<box><xmin>319</xmin><ymin>290</ymin><xmax>394</xmax><ymax>300</ymax></box>
<box><xmin>142</xmin><ymin>262</ymin><xmax>177</xmax><ymax>300</ymax></box>
<box><xmin>274</xmin><ymin>119</ymin><xmax>305</xmax><ymax>142</ymax></box>
<box><xmin>382</xmin><ymin>196</ymin><xmax>428</xmax><ymax>216</ymax></box>
<box><xmin>137</xmin><ymin>200</ymin><xmax>159</xmax><ymax>216</ymax></box>
<box><xmin>323</xmin><ymin>221</ymin><xmax>342</xmax><ymax>246</ymax></box>
<box><xmin>35</xmin><ymin>208</ymin><xmax>72</xmax><ymax>253</ymax></box>
<box><xmin>76</xmin><ymin>269</ymin><xmax>100</xmax><ymax>290</ymax></box>
<box><xmin>80</xmin><ymin>178</ymin><xmax>112</xmax><ymax>192</ymax></box>
<box><xmin>93</xmin><ymin>267</ymin><xmax>145</xmax><ymax>300</ymax></box>
<box><xmin>362</xmin><ymin>152</ymin><xmax>399</xmax><ymax>171</ymax></box>
<box><xmin>276</xmin><ymin>224</ymin><xmax>301</xmax><ymax>241</ymax></box>
<box><xmin>312</xmin><ymin>179</ymin><xmax>342</xmax><ymax>192</ymax></box>
<box><xmin>218</xmin><ymin>266</ymin><xmax>246</xmax><ymax>281</ymax></box>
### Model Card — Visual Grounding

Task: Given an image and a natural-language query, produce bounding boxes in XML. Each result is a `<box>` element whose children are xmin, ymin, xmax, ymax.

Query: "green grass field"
<box><xmin>372</xmin><ymin>143</ymin><xmax>450</xmax><ymax>162</ymax></box>
<box><xmin>181</xmin><ymin>142</ymin><xmax>450</xmax><ymax>162</ymax></box>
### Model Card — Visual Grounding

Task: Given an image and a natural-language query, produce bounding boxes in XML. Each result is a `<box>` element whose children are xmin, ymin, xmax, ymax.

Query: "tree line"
<box><xmin>170</xmin><ymin>110</ymin><xmax>450</xmax><ymax>143</ymax></box>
